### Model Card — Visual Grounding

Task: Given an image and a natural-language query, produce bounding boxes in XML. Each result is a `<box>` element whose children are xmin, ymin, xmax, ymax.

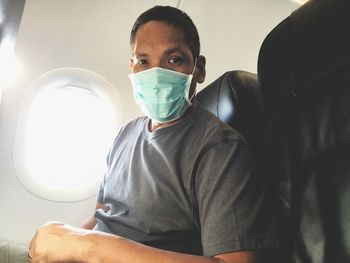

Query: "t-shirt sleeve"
<box><xmin>96</xmin><ymin>125</ymin><xmax>127</xmax><ymax>204</ymax></box>
<box><xmin>96</xmin><ymin>144</ymin><xmax>116</xmax><ymax>204</ymax></box>
<box><xmin>195</xmin><ymin>135</ymin><xmax>280</xmax><ymax>257</ymax></box>
<box><xmin>96</xmin><ymin>174</ymin><xmax>105</xmax><ymax>204</ymax></box>
<box><xmin>96</xmin><ymin>133</ymin><xmax>120</xmax><ymax>204</ymax></box>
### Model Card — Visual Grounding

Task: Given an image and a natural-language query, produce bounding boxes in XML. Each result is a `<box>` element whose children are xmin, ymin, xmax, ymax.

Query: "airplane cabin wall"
<box><xmin>0</xmin><ymin>0</ymin><xmax>299</xmax><ymax>246</ymax></box>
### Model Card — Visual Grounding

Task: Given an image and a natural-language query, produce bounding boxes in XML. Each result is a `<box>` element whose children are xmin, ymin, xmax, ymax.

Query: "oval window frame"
<box><xmin>13</xmin><ymin>68</ymin><xmax>123</xmax><ymax>202</ymax></box>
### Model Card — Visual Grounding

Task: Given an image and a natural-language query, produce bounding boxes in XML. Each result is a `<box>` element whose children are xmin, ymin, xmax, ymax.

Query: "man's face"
<box><xmin>129</xmin><ymin>21</ymin><xmax>205</xmax><ymax>93</ymax></box>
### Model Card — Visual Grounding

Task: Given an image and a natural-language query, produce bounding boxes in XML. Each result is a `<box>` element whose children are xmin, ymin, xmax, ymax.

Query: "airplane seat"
<box><xmin>197</xmin><ymin>71</ymin><xmax>285</xmax><ymax>261</ymax></box>
<box><xmin>258</xmin><ymin>0</ymin><xmax>350</xmax><ymax>261</ymax></box>
<box><xmin>196</xmin><ymin>70</ymin><xmax>265</xmax><ymax>159</ymax></box>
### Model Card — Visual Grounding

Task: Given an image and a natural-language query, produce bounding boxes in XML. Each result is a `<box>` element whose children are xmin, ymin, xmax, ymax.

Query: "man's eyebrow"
<box><xmin>133</xmin><ymin>53</ymin><xmax>149</xmax><ymax>57</ymax></box>
<box><xmin>164</xmin><ymin>47</ymin><xmax>188</xmax><ymax>56</ymax></box>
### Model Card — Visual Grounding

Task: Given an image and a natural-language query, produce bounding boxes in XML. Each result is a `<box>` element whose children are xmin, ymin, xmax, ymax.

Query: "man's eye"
<box><xmin>137</xmin><ymin>59</ymin><xmax>148</xmax><ymax>65</ymax></box>
<box><xmin>168</xmin><ymin>57</ymin><xmax>183</xmax><ymax>65</ymax></box>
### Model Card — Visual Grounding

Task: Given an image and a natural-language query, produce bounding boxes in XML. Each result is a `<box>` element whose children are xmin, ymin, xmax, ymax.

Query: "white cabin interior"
<box><xmin>0</xmin><ymin>0</ymin><xmax>302</xmax><ymax>261</ymax></box>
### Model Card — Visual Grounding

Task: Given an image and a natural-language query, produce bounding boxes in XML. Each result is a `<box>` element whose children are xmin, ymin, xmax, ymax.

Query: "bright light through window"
<box><xmin>24</xmin><ymin>86</ymin><xmax>114</xmax><ymax>188</ymax></box>
<box><xmin>14</xmin><ymin>68</ymin><xmax>123</xmax><ymax>202</ymax></box>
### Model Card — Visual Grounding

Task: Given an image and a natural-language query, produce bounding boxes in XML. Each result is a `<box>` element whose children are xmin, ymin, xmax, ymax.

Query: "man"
<box><xmin>29</xmin><ymin>6</ymin><xmax>280</xmax><ymax>263</ymax></box>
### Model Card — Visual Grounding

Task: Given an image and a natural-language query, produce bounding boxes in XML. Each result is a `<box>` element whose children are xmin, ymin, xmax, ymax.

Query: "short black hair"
<box><xmin>130</xmin><ymin>6</ymin><xmax>200</xmax><ymax>61</ymax></box>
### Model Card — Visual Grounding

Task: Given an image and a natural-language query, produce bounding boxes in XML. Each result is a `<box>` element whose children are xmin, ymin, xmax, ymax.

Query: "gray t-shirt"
<box><xmin>94</xmin><ymin>105</ymin><xmax>279</xmax><ymax>257</ymax></box>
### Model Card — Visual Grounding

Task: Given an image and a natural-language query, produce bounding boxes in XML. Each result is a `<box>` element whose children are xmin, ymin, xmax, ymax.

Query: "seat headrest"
<box><xmin>258</xmin><ymin>0</ymin><xmax>350</xmax><ymax>115</ymax></box>
<box><xmin>197</xmin><ymin>70</ymin><xmax>264</xmax><ymax>152</ymax></box>
<box><xmin>258</xmin><ymin>0</ymin><xmax>350</xmax><ymax>161</ymax></box>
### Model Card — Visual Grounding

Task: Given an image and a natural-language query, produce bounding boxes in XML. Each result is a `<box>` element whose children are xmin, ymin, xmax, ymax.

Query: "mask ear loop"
<box><xmin>191</xmin><ymin>58</ymin><xmax>197</xmax><ymax>75</ymax></box>
<box><xmin>189</xmin><ymin>87</ymin><xmax>196</xmax><ymax>101</ymax></box>
<box><xmin>188</xmin><ymin>58</ymin><xmax>197</xmax><ymax>101</ymax></box>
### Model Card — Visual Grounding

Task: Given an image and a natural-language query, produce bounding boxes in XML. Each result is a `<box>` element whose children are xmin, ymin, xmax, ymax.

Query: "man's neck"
<box><xmin>149</xmin><ymin>101</ymin><xmax>197</xmax><ymax>132</ymax></box>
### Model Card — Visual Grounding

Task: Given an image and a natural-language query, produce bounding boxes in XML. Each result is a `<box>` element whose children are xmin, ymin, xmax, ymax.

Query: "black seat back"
<box><xmin>258</xmin><ymin>0</ymin><xmax>350</xmax><ymax>261</ymax></box>
<box><xmin>197</xmin><ymin>70</ymin><xmax>264</xmax><ymax>157</ymax></box>
<box><xmin>197</xmin><ymin>70</ymin><xmax>286</xmax><ymax>262</ymax></box>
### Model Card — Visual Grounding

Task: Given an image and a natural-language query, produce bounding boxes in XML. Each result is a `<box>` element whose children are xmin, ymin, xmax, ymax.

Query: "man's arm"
<box><xmin>29</xmin><ymin>223</ymin><xmax>264</xmax><ymax>263</ymax></box>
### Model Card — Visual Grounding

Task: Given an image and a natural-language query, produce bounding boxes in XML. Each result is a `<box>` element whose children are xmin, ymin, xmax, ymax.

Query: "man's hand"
<box><xmin>28</xmin><ymin>222</ymin><xmax>86</xmax><ymax>263</ymax></box>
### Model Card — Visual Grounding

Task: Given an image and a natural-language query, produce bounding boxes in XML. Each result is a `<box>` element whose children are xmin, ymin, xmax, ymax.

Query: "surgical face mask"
<box><xmin>128</xmin><ymin>63</ymin><xmax>196</xmax><ymax>123</ymax></box>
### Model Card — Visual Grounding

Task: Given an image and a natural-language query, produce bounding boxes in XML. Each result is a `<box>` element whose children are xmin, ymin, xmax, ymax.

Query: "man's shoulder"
<box><xmin>123</xmin><ymin>116</ymin><xmax>148</xmax><ymax>130</ymax></box>
<box><xmin>194</xmin><ymin>106</ymin><xmax>242</xmax><ymax>143</ymax></box>
<box><xmin>112</xmin><ymin>116</ymin><xmax>148</xmax><ymax>143</ymax></box>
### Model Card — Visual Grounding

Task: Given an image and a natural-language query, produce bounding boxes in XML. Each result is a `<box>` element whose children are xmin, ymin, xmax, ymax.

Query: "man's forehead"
<box><xmin>134</xmin><ymin>22</ymin><xmax>188</xmax><ymax>44</ymax></box>
<box><xmin>131</xmin><ymin>21</ymin><xmax>193</xmax><ymax>58</ymax></box>
<box><xmin>136</xmin><ymin>20</ymin><xmax>184</xmax><ymax>35</ymax></box>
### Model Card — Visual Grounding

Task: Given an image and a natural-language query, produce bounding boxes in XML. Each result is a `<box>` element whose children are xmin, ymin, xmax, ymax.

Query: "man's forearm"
<box><xmin>30</xmin><ymin>223</ymin><xmax>263</xmax><ymax>263</ymax></box>
<box><xmin>29</xmin><ymin>223</ymin><xmax>225</xmax><ymax>263</ymax></box>
<box><xmin>79</xmin><ymin>230</ymin><xmax>223</xmax><ymax>263</ymax></box>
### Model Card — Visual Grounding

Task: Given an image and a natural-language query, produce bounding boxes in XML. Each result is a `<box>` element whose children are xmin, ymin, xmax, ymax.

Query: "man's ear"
<box><xmin>195</xmin><ymin>55</ymin><xmax>206</xmax><ymax>84</ymax></box>
<box><xmin>129</xmin><ymin>58</ymin><xmax>134</xmax><ymax>71</ymax></box>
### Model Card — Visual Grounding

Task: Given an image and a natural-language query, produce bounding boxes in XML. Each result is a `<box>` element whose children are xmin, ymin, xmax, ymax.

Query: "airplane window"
<box><xmin>14</xmin><ymin>68</ymin><xmax>122</xmax><ymax>202</ymax></box>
